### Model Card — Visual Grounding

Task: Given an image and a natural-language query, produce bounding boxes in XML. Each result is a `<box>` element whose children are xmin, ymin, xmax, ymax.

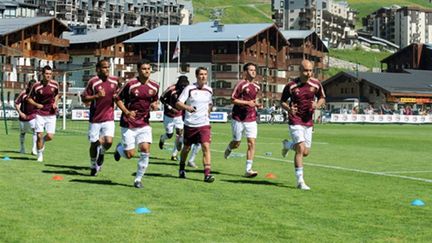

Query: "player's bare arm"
<box><xmin>15</xmin><ymin>103</ymin><xmax>26</xmax><ymax>119</ymax></box>
<box><xmin>27</xmin><ymin>97</ymin><xmax>43</xmax><ymax>109</ymax></box>
<box><xmin>176</xmin><ymin>101</ymin><xmax>196</xmax><ymax>113</ymax></box>
<box><xmin>115</xmin><ymin>100</ymin><xmax>136</xmax><ymax>119</ymax></box>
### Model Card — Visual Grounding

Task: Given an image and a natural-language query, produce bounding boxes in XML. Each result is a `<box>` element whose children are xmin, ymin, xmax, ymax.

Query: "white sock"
<box><xmin>117</xmin><ymin>144</ymin><xmax>126</xmax><ymax>158</ymax></box>
<box><xmin>188</xmin><ymin>144</ymin><xmax>201</xmax><ymax>163</ymax></box>
<box><xmin>19</xmin><ymin>133</ymin><xmax>25</xmax><ymax>150</ymax></box>
<box><xmin>172</xmin><ymin>141</ymin><xmax>178</xmax><ymax>156</ymax></box>
<box><xmin>246</xmin><ymin>160</ymin><xmax>253</xmax><ymax>172</ymax></box>
<box><xmin>135</xmin><ymin>152</ymin><xmax>149</xmax><ymax>182</ymax></box>
<box><xmin>32</xmin><ymin>132</ymin><xmax>37</xmax><ymax>152</ymax></box>
<box><xmin>295</xmin><ymin>167</ymin><xmax>304</xmax><ymax>183</ymax></box>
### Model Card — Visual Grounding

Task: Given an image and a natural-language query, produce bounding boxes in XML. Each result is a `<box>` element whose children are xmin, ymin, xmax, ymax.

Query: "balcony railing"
<box><xmin>213</xmin><ymin>71</ymin><xmax>238</xmax><ymax>80</ymax></box>
<box><xmin>32</xmin><ymin>35</ymin><xmax>70</xmax><ymax>47</ymax></box>
<box><xmin>213</xmin><ymin>88</ymin><xmax>233</xmax><ymax>97</ymax></box>
<box><xmin>23</xmin><ymin>49</ymin><xmax>47</xmax><ymax>59</ymax></box>
<box><xmin>2</xmin><ymin>63</ymin><xmax>13</xmax><ymax>72</ymax></box>
<box><xmin>95</xmin><ymin>49</ymin><xmax>114</xmax><ymax>57</ymax></box>
<box><xmin>124</xmin><ymin>55</ymin><xmax>141</xmax><ymax>65</ymax></box>
<box><xmin>0</xmin><ymin>46</ymin><xmax>22</xmax><ymax>56</ymax></box>
<box><xmin>16</xmin><ymin>65</ymin><xmax>35</xmax><ymax>73</ymax></box>
<box><xmin>52</xmin><ymin>53</ymin><xmax>70</xmax><ymax>61</ymax></box>
<box><xmin>3</xmin><ymin>81</ymin><xmax>26</xmax><ymax>90</ymax></box>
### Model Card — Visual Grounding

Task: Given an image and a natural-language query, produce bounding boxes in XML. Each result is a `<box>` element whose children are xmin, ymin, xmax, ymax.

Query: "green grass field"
<box><xmin>1</xmin><ymin>121</ymin><xmax>431</xmax><ymax>242</ymax></box>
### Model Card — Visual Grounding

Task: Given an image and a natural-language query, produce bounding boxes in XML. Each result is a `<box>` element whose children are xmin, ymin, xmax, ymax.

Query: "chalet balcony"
<box><xmin>115</xmin><ymin>64</ymin><xmax>125</xmax><ymax>70</ymax></box>
<box><xmin>16</xmin><ymin>65</ymin><xmax>35</xmax><ymax>74</ymax></box>
<box><xmin>213</xmin><ymin>71</ymin><xmax>238</xmax><ymax>80</ymax></box>
<box><xmin>2</xmin><ymin>63</ymin><xmax>13</xmax><ymax>72</ymax></box>
<box><xmin>0</xmin><ymin>46</ymin><xmax>22</xmax><ymax>56</ymax></box>
<box><xmin>287</xmin><ymin>59</ymin><xmax>303</xmax><ymax>66</ymax></box>
<box><xmin>23</xmin><ymin>49</ymin><xmax>47</xmax><ymax>60</ymax></box>
<box><xmin>124</xmin><ymin>55</ymin><xmax>141</xmax><ymax>65</ymax></box>
<box><xmin>213</xmin><ymin>88</ymin><xmax>233</xmax><ymax>97</ymax></box>
<box><xmin>32</xmin><ymin>35</ymin><xmax>70</xmax><ymax>47</ymax></box>
<box><xmin>95</xmin><ymin>49</ymin><xmax>114</xmax><ymax>57</ymax></box>
<box><xmin>3</xmin><ymin>81</ymin><xmax>26</xmax><ymax>90</ymax></box>
<box><xmin>52</xmin><ymin>53</ymin><xmax>70</xmax><ymax>61</ymax></box>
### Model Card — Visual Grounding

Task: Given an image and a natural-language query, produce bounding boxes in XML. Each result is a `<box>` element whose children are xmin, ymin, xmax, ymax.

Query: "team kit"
<box><xmin>15</xmin><ymin>59</ymin><xmax>325</xmax><ymax>190</ymax></box>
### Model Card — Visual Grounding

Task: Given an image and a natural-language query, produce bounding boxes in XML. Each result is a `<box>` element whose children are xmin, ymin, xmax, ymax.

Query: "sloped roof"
<box><xmin>125</xmin><ymin>22</ymin><xmax>286</xmax><ymax>43</ymax></box>
<box><xmin>63</xmin><ymin>26</ymin><xmax>146</xmax><ymax>44</ymax></box>
<box><xmin>323</xmin><ymin>70</ymin><xmax>432</xmax><ymax>95</ymax></box>
<box><xmin>0</xmin><ymin>17</ymin><xmax>68</xmax><ymax>36</ymax></box>
<box><xmin>280</xmin><ymin>30</ymin><xmax>329</xmax><ymax>52</ymax></box>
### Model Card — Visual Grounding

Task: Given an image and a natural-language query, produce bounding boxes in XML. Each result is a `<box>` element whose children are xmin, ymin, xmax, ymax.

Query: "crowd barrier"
<box><xmin>71</xmin><ymin>109</ymin><xmax>228</xmax><ymax>123</ymax></box>
<box><xmin>330</xmin><ymin>114</ymin><xmax>432</xmax><ymax>124</ymax></box>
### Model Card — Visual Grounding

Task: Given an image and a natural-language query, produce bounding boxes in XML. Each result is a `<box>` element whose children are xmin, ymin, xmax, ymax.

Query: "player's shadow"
<box><xmin>150</xmin><ymin>161</ymin><xmax>178</xmax><ymax>167</ymax></box>
<box><xmin>69</xmin><ymin>179</ymin><xmax>132</xmax><ymax>187</ymax></box>
<box><xmin>104</xmin><ymin>152</ymin><xmax>165</xmax><ymax>161</ymax></box>
<box><xmin>221</xmin><ymin>179</ymin><xmax>289</xmax><ymax>188</ymax></box>
<box><xmin>44</xmin><ymin>164</ymin><xmax>89</xmax><ymax>170</ymax></box>
<box><xmin>42</xmin><ymin>169</ymin><xmax>89</xmax><ymax>176</ymax></box>
<box><xmin>142</xmin><ymin>173</ymin><xmax>178</xmax><ymax>179</ymax></box>
<box><xmin>185</xmin><ymin>169</ymin><xmax>221</xmax><ymax>175</ymax></box>
<box><xmin>0</xmin><ymin>150</ymin><xmax>22</xmax><ymax>154</ymax></box>
<box><xmin>3</xmin><ymin>156</ymin><xmax>35</xmax><ymax>160</ymax></box>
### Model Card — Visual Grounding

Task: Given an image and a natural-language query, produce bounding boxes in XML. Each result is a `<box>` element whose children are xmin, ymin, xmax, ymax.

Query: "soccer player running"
<box><xmin>81</xmin><ymin>60</ymin><xmax>119</xmax><ymax>176</ymax></box>
<box><xmin>158</xmin><ymin>75</ymin><xmax>189</xmax><ymax>162</ymax></box>
<box><xmin>15</xmin><ymin>79</ymin><xmax>38</xmax><ymax>155</ymax></box>
<box><xmin>224</xmin><ymin>63</ymin><xmax>263</xmax><ymax>177</ymax></box>
<box><xmin>113</xmin><ymin>59</ymin><xmax>159</xmax><ymax>189</ymax></box>
<box><xmin>176</xmin><ymin>67</ymin><xmax>215</xmax><ymax>182</ymax></box>
<box><xmin>27</xmin><ymin>66</ymin><xmax>60</xmax><ymax>162</ymax></box>
<box><xmin>280</xmin><ymin>60</ymin><xmax>325</xmax><ymax>190</ymax></box>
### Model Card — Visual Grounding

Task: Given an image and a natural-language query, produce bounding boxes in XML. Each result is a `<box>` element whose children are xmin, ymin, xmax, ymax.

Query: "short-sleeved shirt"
<box><xmin>115</xmin><ymin>78</ymin><xmax>159</xmax><ymax>128</ymax></box>
<box><xmin>15</xmin><ymin>90</ymin><xmax>36</xmax><ymax>121</ymax></box>
<box><xmin>280</xmin><ymin>77</ymin><xmax>325</xmax><ymax>126</ymax></box>
<box><xmin>178</xmin><ymin>83</ymin><xmax>213</xmax><ymax>128</ymax></box>
<box><xmin>82</xmin><ymin>75</ymin><xmax>119</xmax><ymax>123</ymax></box>
<box><xmin>231</xmin><ymin>80</ymin><xmax>260</xmax><ymax>122</ymax></box>
<box><xmin>160</xmin><ymin>84</ymin><xmax>183</xmax><ymax>118</ymax></box>
<box><xmin>29</xmin><ymin>80</ymin><xmax>59</xmax><ymax>116</ymax></box>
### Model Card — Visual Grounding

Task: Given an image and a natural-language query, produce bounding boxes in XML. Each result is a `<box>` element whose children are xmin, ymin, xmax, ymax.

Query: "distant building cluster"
<box><xmin>363</xmin><ymin>5</ymin><xmax>432</xmax><ymax>48</ymax></box>
<box><xmin>1</xmin><ymin>0</ymin><xmax>192</xmax><ymax>29</ymax></box>
<box><xmin>271</xmin><ymin>0</ymin><xmax>357</xmax><ymax>48</ymax></box>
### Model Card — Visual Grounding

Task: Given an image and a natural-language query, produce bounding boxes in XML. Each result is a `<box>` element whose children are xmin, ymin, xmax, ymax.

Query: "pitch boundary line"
<box><xmin>212</xmin><ymin>149</ymin><xmax>432</xmax><ymax>184</ymax></box>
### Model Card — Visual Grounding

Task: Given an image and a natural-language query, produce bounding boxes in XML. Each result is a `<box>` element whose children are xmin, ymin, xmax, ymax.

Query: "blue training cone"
<box><xmin>411</xmin><ymin>199</ymin><xmax>425</xmax><ymax>206</ymax></box>
<box><xmin>135</xmin><ymin>207</ymin><xmax>151</xmax><ymax>214</ymax></box>
<box><xmin>2</xmin><ymin>156</ymin><xmax>11</xmax><ymax>161</ymax></box>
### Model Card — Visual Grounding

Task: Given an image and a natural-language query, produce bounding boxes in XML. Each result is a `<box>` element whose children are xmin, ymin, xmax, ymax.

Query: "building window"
<box><xmin>351</xmin><ymin>88</ymin><xmax>354</xmax><ymax>94</ymax></box>
<box><xmin>180</xmin><ymin>63</ymin><xmax>190</xmax><ymax>73</ymax></box>
<box><xmin>341</xmin><ymin>88</ymin><xmax>344</xmax><ymax>94</ymax></box>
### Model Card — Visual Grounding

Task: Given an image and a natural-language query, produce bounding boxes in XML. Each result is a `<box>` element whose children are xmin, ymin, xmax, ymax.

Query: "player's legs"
<box><xmin>224</xmin><ymin>120</ymin><xmax>244</xmax><ymax>159</ymax></box>
<box><xmin>133</xmin><ymin>126</ymin><xmax>152</xmax><ymax>188</ymax></box>
<box><xmin>290</xmin><ymin>125</ymin><xmax>313</xmax><ymax>190</ymax></box>
<box><xmin>244</xmin><ymin>122</ymin><xmax>258</xmax><ymax>177</ymax></box>
<box><xmin>19</xmin><ymin>121</ymin><xmax>27</xmax><ymax>153</ymax></box>
<box><xmin>178</xmin><ymin>125</ymin><xmax>196</xmax><ymax>178</ymax></box>
<box><xmin>160</xmin><ymin>115</ymin><xmax>174</xmax><ymax>149</ymax></box>
<box><xmin>199</xmin><ymin>125</ymin><xmax>214</xmax><ymax>182</ymax></box>
<box><xmin>187</xmin><ymin>143</ymin><xmax>201</xmax><ymax>168</ymax></box>
<box><xmin>95</xmin><ymin>121</ymin><xmax>115</xmax><ymax>168</ymax></box>
<box><xmin>29</xmin><ymin>119</ymin><xmax>37</xmax><ymax>155</ymax></box>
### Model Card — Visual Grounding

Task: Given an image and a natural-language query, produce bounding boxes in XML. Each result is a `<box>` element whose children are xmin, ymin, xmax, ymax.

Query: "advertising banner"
<box><xmin>330</xmin><ymin>114</ymin><xmax>432</xmax><ymax>124</ymax></box>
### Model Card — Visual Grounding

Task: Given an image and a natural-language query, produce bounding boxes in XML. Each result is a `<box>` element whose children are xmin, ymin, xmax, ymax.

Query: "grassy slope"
<box><xmin>0</xmin><ymin>121</ymin><xmax>432</xmax><ymax>242</ymax></box>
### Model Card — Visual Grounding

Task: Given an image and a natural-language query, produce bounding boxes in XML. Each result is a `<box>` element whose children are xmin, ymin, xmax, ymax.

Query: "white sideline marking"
<box><xmin>213</xmin><ymin>149</ymin><xmax>432</xmax><ymax>184</ymax></box>
<box><xmin>378</xmin><ymin>171</ymin><xmax>432</xmax><ymax>174</ymax></box>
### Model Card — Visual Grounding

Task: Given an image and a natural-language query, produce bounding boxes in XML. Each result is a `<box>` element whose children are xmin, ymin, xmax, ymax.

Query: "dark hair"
<box><xmin>96</xmin><ymin>59</ymin><xmax>109</xmax><ymax>69</ymax></box>
<box><xmin>42</xmin><ymin>65</ymin><xmax>52</xmax><ymax>74</ymax></box>
<box><xmin>243</xmin><ymin>62</ymin><xmax>256</xmax><ymax>71</ymax></box>
<box><xmin>195</xmin><ymin>66</ymin><xmax>208</xmax><ymax>76</ymax></box>
<box><xmin>175</xmin><ymin>75</ymin><xmax>189</xmax><ymax>92</ymax></box>
<box><xmin>137</xmin><ymin>59</ymin><xmax>151</xmax><ymax>70</ymax></box>
<box><xmin>26</xmin><ymin>79</ymin><xmax>37</xmax><ymax>93</ymax></box>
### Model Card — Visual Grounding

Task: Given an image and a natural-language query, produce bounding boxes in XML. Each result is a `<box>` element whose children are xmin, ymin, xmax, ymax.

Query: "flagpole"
<box><xmin>166</xmin><ymin>1</ymin><xmax>171</xmax><ymax>90</ymax></box>
<box><xmin>178</xmin><ymin>26</ymin><xmax>181</xmax><ymax>75</ymax></box>
<box><xmin>157</xmin><ymin>33</ymin><xmax>161</xmax><ymax>85</ymax></box>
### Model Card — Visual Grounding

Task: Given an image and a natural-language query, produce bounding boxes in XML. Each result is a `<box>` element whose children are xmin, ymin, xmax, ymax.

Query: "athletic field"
<box><xmin>1</xmin><ymin>122</ymin><xmax>431</xmax><ymax>242</ymax></box>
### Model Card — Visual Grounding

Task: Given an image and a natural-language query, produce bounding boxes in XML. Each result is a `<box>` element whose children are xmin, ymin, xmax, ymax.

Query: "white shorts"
<box><xmin>231</xmin><ymin>120</ymin><xmax>257</xmax><ymax>141</ymax></box>
<box><xmin>289</xmin><ymin>125</ymin><xmax>313</xmax><ymax>148</ymax></box>
<box><xmin>163</xmin><ymin>115</ymin><xmax>184</xmax><ymax>134</ymax></box>
<box><xmin>35</xmin><ymin>115</ymin><xmax>56</xmax><ymax>134</ymax></box>
<box><xmin>19</xmin><ymin>119</ymin><xmax>36</xmax><ymax>134</ymax></box>
<box><xmin>121</xmin><ymin>126</ymin><xmax>152</xmax><ymax>150</ymax></box>
<box><xmin>88</xmin><ymin>121</ymin><xmax>115</xmax><ymax>143</ymax></box>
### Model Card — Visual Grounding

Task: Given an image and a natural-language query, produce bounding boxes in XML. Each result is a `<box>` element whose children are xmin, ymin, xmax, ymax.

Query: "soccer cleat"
<box><xmin>204</xmin><ymin>174</ymin><xmax>215</xmax><ymax>183</ymax></box>
<box><xmin>90</xmin><ymin>168</ymin><xmax>98</xmax><ymax>176</ymax></box>
<box><xmin>187</xmin><ymin>161</ymin><xmax>198</xmax><ymax>168</ymax></box>
<box><xmin>179</xmin><ymin>170</ymin><xmax>186</xmax><ymax>179</ymax></box>
<box><xmin>281</xmin><ymin>139</ymin><xmax>291</xmax><ymax>158</ymax></box>
<box><xmin>224</xmin><ymin>148</ymin><xmax>231</xmax><ymax>159</ymax></box>
<box><xmin>171</xmin><ymin>156</ymin><xmax>178</xmax><ymax>161</ymax></box>
<box><xmin>297</xmin><ymin>182</ymin><xmax>311</xmax><ymax>190</ymax></box>
<box><xmin>134</xmin><ymin>181</ymin><xmax>143</xmax><ymax>189</ymax></box>
<box><xmin>37</xmin><ymin>153</ymin><xmax>43</xmax><ymax>162</ymax></box>
<box><xmin>244</xmin><ymin>170</ymin><xmax>258</xmax><ymax>178</ymax></box>
<box><xmin>159</xmin><ymin>135</ymin><xmax>164</xmax><ymax>150</ymax></box>
<box><xmin>114</xmin><ymin>143</ymin><xmax>121</xmax><ymax>161</ymax></box>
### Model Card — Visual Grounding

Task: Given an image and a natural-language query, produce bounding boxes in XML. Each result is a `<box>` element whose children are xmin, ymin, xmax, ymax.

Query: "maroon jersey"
<box><xmin>116</xmin><ymin>78</ymin><xmax>159</xmax><ymax>128</ymax></box>
<box><xmin>231</xmin><ymin>80</ymin><xmax>260</xmax><ymax>122</ymax></box>
<box><xmin>82</xmin><ymin>75</ymin><xmax>119</xmax><ymax>123</ymax></box>
<box><xmin>281</xmin><ymin>77</ymin><xmax>325</xmax><ymax>126</ymax></box>
<box><xmin>29</xmin><ymin>80</ymin><xmax>59</xmax><ymax>116</ymax></box>
<box><xmin>160</xmin><ymin>84</ymin><xmax>183</xmax><ymax>118</ymax></box>
<box><xmin>15</xmin><ymin>90</ymin><xmax>36</xmax><ymax>121</ymax></box>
